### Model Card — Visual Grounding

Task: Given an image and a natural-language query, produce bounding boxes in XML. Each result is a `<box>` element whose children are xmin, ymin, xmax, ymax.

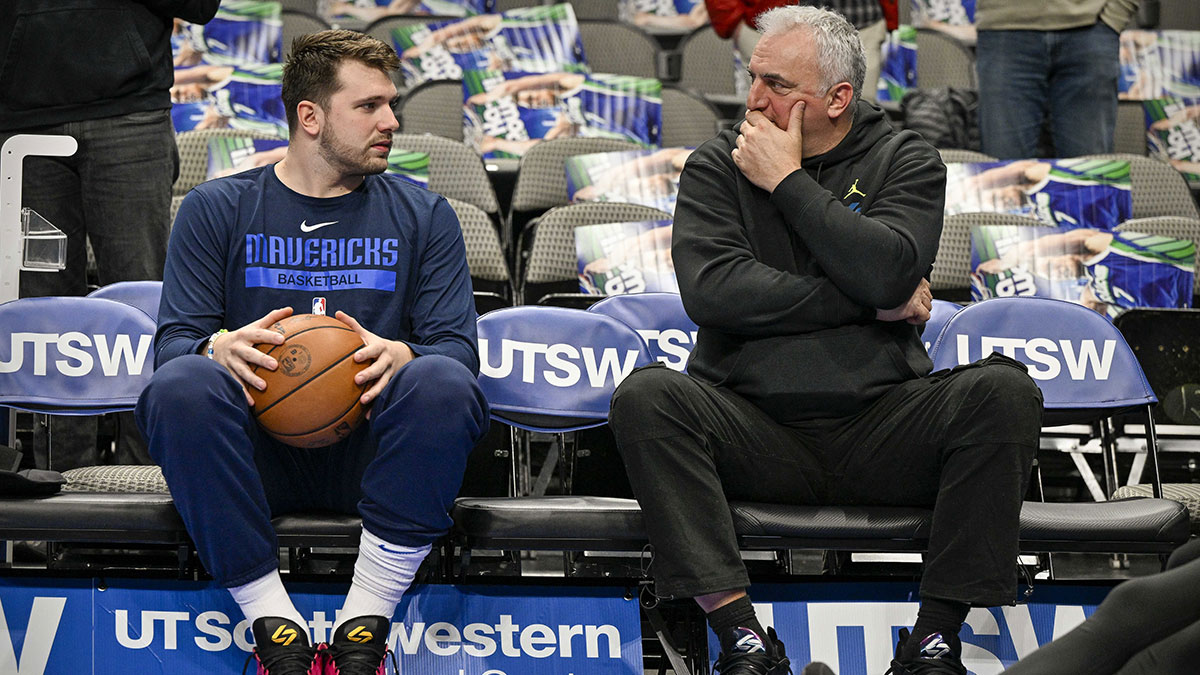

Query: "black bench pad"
<box><xmin>453</xmin><ymin>496</ymin><xmax>1190</xmax><ymax>553</ymax></box>
<box><xmin>1</xmin><ymin>494</ymin><xmax>1186</xmax><ymax>555</ymax></box>
<box><xmin>0</xmin><ymin>493</ymin><xmax>186</xmax><ymax>544</ymax></box>
<box><xmin>0</xmin><ymin>493</ymin><xmax>364</xmax><ymax>547</ymax></box>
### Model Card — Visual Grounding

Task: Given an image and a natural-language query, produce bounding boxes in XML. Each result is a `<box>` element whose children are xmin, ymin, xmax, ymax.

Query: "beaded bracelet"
<box><xmin>205</xmin><ymin>329</ymin><xmax>229</xmax><ymax>359</ymax></box>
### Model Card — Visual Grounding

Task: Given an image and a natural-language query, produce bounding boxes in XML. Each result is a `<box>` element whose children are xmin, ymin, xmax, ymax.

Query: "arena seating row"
<box><xmin>281</xmin><ymin>10</ymin><xmax>745</xmax><ymax>101</ymax></box>
<box><xmin>0</xmin><ymin>292</ymin><xmax>1190</xmax><ymax>590</ymax></box>
<box><xmin>169</xmin><ymin>127</ymin><xmax>1200</xmax><ymax>310</ymax></box>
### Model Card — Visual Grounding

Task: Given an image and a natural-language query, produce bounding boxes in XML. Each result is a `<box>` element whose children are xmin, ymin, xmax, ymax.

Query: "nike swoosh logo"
<box><xmin>300</xmin><ymin>220</ymin><xmax>338</xmax><ymax>233</ymax></box>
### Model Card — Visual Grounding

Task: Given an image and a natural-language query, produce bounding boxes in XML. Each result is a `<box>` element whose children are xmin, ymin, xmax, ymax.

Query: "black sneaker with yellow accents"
<box><xmin>244</xmin><ymin>617</ymin><xmax>321</xmax><ymax>675</ymax></box>
<box><xmin>325</xmin><ymin>615</ymin><xmax>398</xmax><ymax>675</ymax></box>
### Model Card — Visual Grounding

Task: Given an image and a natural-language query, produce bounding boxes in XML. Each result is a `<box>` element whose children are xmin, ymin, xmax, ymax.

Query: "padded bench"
<box><xmin>0</xmin><ymin>493</ymin><xmax>363</xmax><ymax>549</ymax></box>
<box><xmin>2</xmin><ymin>467</ymin><xmax>1190</xmax><ymax>579</ymax></box>
<box><xmin>0</xmin><ymin>467</ymin><xmax>364</xmax><ymax>572</ymax></box>
<box><xmin>450</xmin><ymin>495</ymin><xmax>1192</xmax><ymax>563</ymax></box>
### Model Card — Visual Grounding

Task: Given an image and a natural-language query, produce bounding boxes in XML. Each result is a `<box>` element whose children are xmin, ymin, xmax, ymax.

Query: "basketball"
<box><xmin>250</xmin><ymin>314</ymin><xmax>371</xmax><ymax>448</ymax></box>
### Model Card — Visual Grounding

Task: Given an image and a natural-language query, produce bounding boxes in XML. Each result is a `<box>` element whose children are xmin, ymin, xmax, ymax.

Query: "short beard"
<box><xmin>317</xmin><ymin>127</ymin><xmax>388</xmax><ymax>177</ymax></box>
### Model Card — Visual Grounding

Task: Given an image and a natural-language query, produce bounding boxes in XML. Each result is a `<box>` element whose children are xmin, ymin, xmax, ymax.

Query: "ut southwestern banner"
<box><xmin>710</xmin><ymin>582</ymin><xmax>1112</xmax><ymax>675</ymax></box>
<box><xmin>0</xmin><ymin>579</ymin><xmax>642</xmax><ymax>674</ymax></box>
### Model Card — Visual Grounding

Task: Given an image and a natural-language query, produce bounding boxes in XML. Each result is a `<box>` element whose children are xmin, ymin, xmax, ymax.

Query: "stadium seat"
<box><xmin>914</xmin><ymin>28</ymin><xmax>977</xmax><ymax>90</ymax></box>
<box><xmin>280</xmin><ymin>10</ymin><xmax>331</xmax><ymax>60</ymax></box>
<box><xmin>578</xmin><ymin>20</ymin><xmax>662</xmax><ymax>79</ymax></box>
<box><xmin>394</xmin><ymin>132</ymin><xmax>501</xmax><ymax>215</ymax></box>
<box><xmin>173</xmin><ymin>128</ymin><xmax>279</xmax><ymax>197</ymax></box>
<box><xmin>1114</xmin><ymin>100</ymin><xmax>1150</xmax><ymax>156</ymax></box>
<box><xmin>475</xmin><ymin>305</ymin><xmax>653</xmax><ymax>495</ymax></box>
<box><xmin>1110</xmin><ymin>307</ymin><xmax>1200</xmax><ymax>531</ymax></box>
<box><xmin>86</xmin><ymin>280</ymin><xmax>163</xmax><ymax>323</ymax></box>
<box><xmin>508</xmin><ymin>136</ymin><xmax>643</xmax><ymax>246</ymax></box>
<box><xmin>280</xmin><ymin>0</ymin><xmax>319</xmax><ymax>13</ymax></box>
<box><xmin>921</xmin><ymin>299</ymin><xmax>963</xmax><ymax>352</ymax></box>
<box><xmin>660</xmin><ymin>85</ymin><xmax>722</xmax><ymax>147</ymax></box>
<box><xmin>0</xmin><ymin>297</ymin><xmax>185</xmax><ymax>562</ymax></box>
<box><xmin>931</xmin><ymin>296</ymin><xmax>1168</xmax><ymax>501</ymax></box>
<box><xmin>674</xmin><ymin>25</ymin><xmax>746</xmax><ymax>108</ymax></box>
<box><xmin>396</xmin><ymin>79</ymin><xmax>464</xmax><ymax>140</ymax></box>
<box><xmin>588</xmin><ymin>291</ymin><xmax>697</xmax><ymax>371</ymax></box>
<box><xmin>568</xmin><ymin>0</ymin><xmax>621</xmax><ymax>21</ymax></box>
<box><xmin>365</xmin><ymin>15</ymin><xmax>457</xmax><ymax>90</ymax></box>
<box><xmin>518</xmin><ymin>201</ymin><xmax>671</xmax><ymax>303</ymax></box>
<box><xmin>445</xmin><ymin>197</ymin><xmax>511</xmax><ymax>298</ymax></box>
<box><xmin>0</xmin><ymin>297</ymin><xmax>156</xmax><ymax>415</ymax></box>
<box><xmin>938</xmin><ymin>148</ymin><xmax>995</xmax><ymax>164</ymax></box>
<box><xmin>169</xmin><ymin>194</ymin><xmax>186</xmax><ymax>230</ymax></box>
<box><xmin>1083</xmin><ymin>153</ymin><xmax>1200</xmax><ymax>220</ymax></box>
<box><xmin>1116</xmin><ymin>215</ymin><xmax>1200</xmax><ymax>299</ymax></box>
<box><xmin>931</xmin><ymin>211</ymin><xmax>1050</xmax><ymax>299</ymax></box>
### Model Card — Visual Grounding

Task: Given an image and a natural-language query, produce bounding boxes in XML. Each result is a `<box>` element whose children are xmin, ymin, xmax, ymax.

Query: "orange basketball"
<box><xmin>250</xmin><ymin>314</ymin><xmax>371</xmax><ymax>448</ymax></box>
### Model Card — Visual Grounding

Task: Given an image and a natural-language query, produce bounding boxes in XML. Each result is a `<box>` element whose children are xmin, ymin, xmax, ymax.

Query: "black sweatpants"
<box><xmin>609</xmin><ymin>353</ymin><xmax>1043</xmax><ymax>606</ymax></box>
<box><xmin>1004</xmin><ymin>538</ymin><xmax>1200</xmax><ymax>674</ymax></box>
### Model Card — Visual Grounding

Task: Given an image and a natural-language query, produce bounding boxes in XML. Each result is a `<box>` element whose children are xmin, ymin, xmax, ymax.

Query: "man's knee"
<box><xmin>139</xmin><ymin>355</ymin><xmax>236</xmax><ymax>413</ymax></box>
<box><xmin>947</xmin><ymin>360</ymin><xmax>1044</xmax><ymax>442</ymax></box>
<box><xmin>963</xmin><ymin>360</ymin><xmax>1041</xmax><ymax>410</ymax></box>
<box><xmin>382</xmin><ymin>355</ymin><xmax>486</xmax><ymax>426</ymax></box>
<box><xmin>610</xmin><ymin>365</ymin><xmax>683</xmax><ymax>422</ymax></box>
<box><xmin>136</xmin><ymin>356</ymin><xmax>243</xmax><ymax>462</ymax></box>
<box><xmin>609</xmin><ymin>365</ymin><xmax>699</xmax><ymax>447</ymax></box>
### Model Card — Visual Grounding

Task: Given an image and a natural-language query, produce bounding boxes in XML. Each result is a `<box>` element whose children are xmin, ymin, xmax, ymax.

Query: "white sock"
<box><xmin>228</xmin><ymin>571</ymin><xmax>308</xmax><ymax>638</ymax></box>
<box><xmin>334</xmin><ymin>527</ymin><xmax>430</xmax><ymax>633</ymax></box>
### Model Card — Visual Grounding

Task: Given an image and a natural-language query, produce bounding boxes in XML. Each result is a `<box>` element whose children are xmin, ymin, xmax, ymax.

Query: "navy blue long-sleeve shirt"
<box><xmin>156</xmin><ymin>166</ymin><xmax>478</xmax><ymax>374</ymax></box>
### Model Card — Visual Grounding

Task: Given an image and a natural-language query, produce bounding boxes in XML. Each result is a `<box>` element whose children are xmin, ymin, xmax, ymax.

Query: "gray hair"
<box><xmin>755</xmin><ymin>5</ymin><xmax>866</xmax><ymax>106</ymax></box>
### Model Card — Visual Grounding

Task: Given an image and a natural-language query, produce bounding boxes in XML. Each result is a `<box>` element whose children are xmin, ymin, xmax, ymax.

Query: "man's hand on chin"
<box><xmin>731</xmin><ymin>100</ymin><xmax>805</xmax><ymax>192</ymax></box>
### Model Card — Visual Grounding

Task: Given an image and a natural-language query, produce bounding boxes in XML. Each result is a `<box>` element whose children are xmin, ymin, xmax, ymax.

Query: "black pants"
<box><xmin>609</xmin><ymin>354</ymin><xmax>1043</xmax><ymax>606</ymax></box>
<box><xmin>1004</xmin><ymin>538</ymin><xmax>1200</xmax><ymax>674</ymax></box>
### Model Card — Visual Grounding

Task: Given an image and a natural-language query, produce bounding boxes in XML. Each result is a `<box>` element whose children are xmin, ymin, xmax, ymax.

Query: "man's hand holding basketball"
<box><xmin>732</xmin><ymin>101</ymin><xmax>804</xmax><ymax>192</ymax></box>
<box><xmin>209</xmin><ymin>306</ymin><xmax>294</xmax><ymax>406</ymax></box>
<box><xmin>336</xmin><ymin>311</ymin><xmax>415</xmax><ymax>412</ymax></box>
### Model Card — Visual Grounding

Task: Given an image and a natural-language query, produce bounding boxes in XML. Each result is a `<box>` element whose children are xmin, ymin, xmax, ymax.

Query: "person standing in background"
<box><xmin>0</xmin><ymin>0</ymin><xmax>219</xmax><ymax>470</ymax></box>
<box><xmin>704</xmin><ymin>0</ymin><xmax>888</xmax><ymax>103</ymax></box>
<box><xmin>976</xmin><ymin>0</ymin><xmax>1140</xmax><ymax>159</ymax></box>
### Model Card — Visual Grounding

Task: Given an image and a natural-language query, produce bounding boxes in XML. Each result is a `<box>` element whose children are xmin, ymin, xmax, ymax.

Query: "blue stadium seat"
<box><xmin>931</xmin><ymin>295</ymin><xmax>1167</xmax><ymax>502</ymax></box>
<box><xmin>921</xmin><ymin>298</ymin><xmax>962</xmax><ymax>353</ymax></box>
<box><xmin>0</xmin><ymin>297</ymin><xmax>156</xmax><ymax>414</ymax></box>
<box><xmin>86</xmin><ymin>280</ymin><xmax>163</xmax><ymax>324</ymax></box>
<box><xmin>477</xmin><ymin>305</ymin><xmax>653</xmax><ymax>433</ymax></box>
<box><xmin>476</xmin><ymin>305</ymin><xmax>653</xmax><ymax>496</ymax></box>
<box><xmin>588</xmin><ymin>291</ymin><xmax>697</xmax><ymax>371</ymax></box>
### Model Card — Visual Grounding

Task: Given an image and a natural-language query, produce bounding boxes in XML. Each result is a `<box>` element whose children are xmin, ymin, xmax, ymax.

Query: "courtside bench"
<box><xmin>2</xmin><ymin>468</ymin><xmax>1187</xmax><ymax>579</ymax></box>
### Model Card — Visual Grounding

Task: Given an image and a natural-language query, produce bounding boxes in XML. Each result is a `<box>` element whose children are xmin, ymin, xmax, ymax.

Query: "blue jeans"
<box><xmin>977</xmin><ymin>22</ymin><xmax>1120</xmax><ymax>159</ymax></box>
<box><xmin>1</xmin><ymin>108</ymin><xmax>179</xmax><ymax>297</ymax></box>
<box><xmin>135</xmin><ymin>354</ymin><xmax>489</xmax><ymax>587</ymax></box>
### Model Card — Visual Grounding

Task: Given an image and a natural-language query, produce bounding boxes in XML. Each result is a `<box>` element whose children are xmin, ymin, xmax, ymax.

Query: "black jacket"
<box><xmin>0</xmin><ymin>0</ymin><xmax>219</xmax><ymax>130</ymax></box>
<box><xmin>674</xmin><ymin>100</ymin><xmax>947</xmax><ymax>423</ymax></box>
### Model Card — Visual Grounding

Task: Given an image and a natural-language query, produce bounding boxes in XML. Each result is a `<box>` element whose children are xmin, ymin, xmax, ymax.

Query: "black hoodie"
<box><xmin>673</xmin><ymin>100</ymin><xmax>947</xmax><ymax>423</ymax></box>
<box><xmin>0</xmin><ymin>0</ymin><xmax>219</xmax><ymax>130</ymax></box>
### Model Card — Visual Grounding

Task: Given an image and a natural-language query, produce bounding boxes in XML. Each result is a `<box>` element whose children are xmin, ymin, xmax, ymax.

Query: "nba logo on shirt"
<box><xmin>312</xmin><ymin>297</ymin><xmax>326</xmax><ymax>316</ymax></box>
